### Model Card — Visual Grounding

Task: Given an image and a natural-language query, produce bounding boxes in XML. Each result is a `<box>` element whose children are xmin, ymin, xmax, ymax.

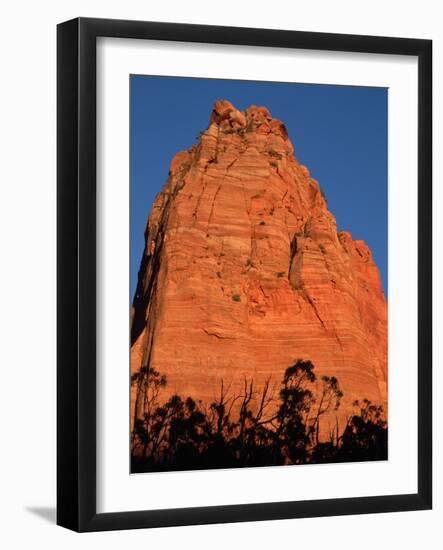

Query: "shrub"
<box><xmin>268</xmin><ymin>149</ymin><xmax>282</xmax><ymax>159</ymax></box>
<box><xmin>131</xmin><ymin>360</ymin><xmax>387</xmax><ymax>473</ymax></box>
<box><xmin>232</xmin><ymin>294</ymin><xmax>241</xmax><ymax>302</ymax></box>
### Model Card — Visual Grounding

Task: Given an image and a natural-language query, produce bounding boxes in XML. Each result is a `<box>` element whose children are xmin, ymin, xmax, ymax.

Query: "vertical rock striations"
<box><xmin>131</xmin><ymin>100</ymin><xmax>387</xmax><ymax>436</ymax></box>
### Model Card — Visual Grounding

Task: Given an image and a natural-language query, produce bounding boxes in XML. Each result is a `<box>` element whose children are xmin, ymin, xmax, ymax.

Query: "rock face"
<box><xmin>131</xmin><ymin>100</ymin><xmax>387</xmax><ymax>436</ymax></box>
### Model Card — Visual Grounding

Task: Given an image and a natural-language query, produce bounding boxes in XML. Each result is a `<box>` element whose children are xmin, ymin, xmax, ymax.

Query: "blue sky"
<box><xmin>130</xmin><ymin>76</ymin><xmax>387</xmax><ymax>300</ymax></box>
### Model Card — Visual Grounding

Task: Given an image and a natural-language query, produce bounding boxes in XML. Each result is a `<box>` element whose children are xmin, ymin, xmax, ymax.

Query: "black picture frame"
<box><xmin>57</xmin><ymin>17</ymin><xmax>432</xmax><ymax>532</ymax></box>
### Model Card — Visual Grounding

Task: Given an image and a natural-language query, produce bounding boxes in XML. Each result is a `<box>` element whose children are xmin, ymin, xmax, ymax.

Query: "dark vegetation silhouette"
<box><xmin>131</xmin><ymin>360</ymin><xmax>387</xmax><ymax>473</ymax></box>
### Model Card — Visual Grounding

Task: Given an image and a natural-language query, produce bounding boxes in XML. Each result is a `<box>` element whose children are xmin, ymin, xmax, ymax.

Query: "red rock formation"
<box><xmin>131</xmin><ymin>100</ymin><xmax>387</xmax><ymax>436</ymax></box>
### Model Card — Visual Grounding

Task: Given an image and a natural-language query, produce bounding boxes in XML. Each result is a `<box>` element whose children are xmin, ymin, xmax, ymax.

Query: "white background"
<box><xmin>97</xmin><ymin>39</ymin><xmax>418</xmax><ymax>513</ymax></box>
<box><xmin>0</xmin><ymin>0</ymin><xmax>441</xmax><ymax>548</ymax></box>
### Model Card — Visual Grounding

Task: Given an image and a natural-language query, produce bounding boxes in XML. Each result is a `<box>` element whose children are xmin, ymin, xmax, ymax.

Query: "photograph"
<box><xmin>129</xmin><ymin>76</ymin><xmax>388</xmax><ymax>473</ymax></box>
<box><xmin>0</xmin><ymin>1</ymin><xmax>435</xmax><ymax>543</ymax></box>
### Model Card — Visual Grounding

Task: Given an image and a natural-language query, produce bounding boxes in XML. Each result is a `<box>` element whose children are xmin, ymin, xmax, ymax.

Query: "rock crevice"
<box><xmin>131</xmin><ymin>100</ymin><xmax>388</xmax><ymax>435</ymax></box>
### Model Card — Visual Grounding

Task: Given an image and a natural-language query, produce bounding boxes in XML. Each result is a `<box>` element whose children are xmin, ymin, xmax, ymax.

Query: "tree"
<box><xmin>131</xmin><ymin>360</ymin><xmax>387</xmax><ymax>472</ymax></box>
<box><xmin>338</xmin><ymin>399</ymin><xmax>388</xmax><ymax>462</ymax></box>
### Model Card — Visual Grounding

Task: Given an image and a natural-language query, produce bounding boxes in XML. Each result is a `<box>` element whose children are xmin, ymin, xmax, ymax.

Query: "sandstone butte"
<box><xmin>131</xmin><ymin>100</ymin><xmax>388</xmax><ymax>439</ymax></box>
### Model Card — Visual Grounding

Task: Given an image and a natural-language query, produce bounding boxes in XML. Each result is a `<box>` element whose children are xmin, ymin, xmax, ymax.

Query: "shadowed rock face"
<box><xmin>131</xmin><ymin>100</ymin><xmax>387</xmax><ymax>436</ymax></box>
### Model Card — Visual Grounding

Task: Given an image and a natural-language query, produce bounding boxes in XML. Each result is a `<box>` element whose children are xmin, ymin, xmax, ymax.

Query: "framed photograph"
<box><xmin>57</xmin><ymin>17</ymin><xmax>432</xmax><ymax>532</ymax></box>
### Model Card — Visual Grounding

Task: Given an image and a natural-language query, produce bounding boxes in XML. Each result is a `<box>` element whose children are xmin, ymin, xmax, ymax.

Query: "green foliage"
<box><xmin>232</xmin><ymin>294</ymin><xmax>241</xmax><ymax>302</ymax></box>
